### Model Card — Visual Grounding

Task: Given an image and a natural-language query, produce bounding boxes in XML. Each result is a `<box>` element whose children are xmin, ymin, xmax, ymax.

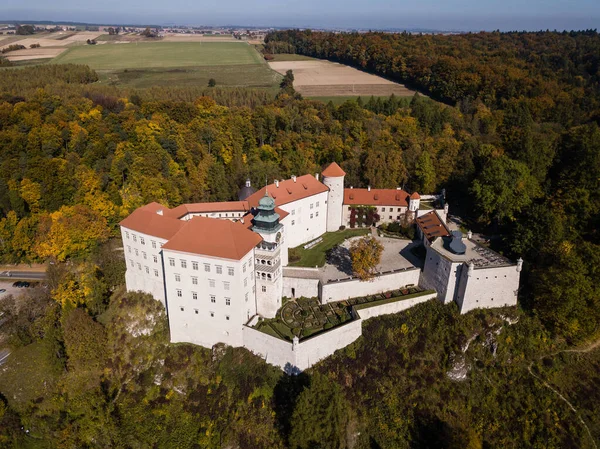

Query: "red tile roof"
<box><xmin>322</xmin><ymin>162</ymin><xmax>346</xmax><ymax>178</ymax></box>
<box><xmin>162</xmin><ymin>216</ymin><xmax>262</xmax><ymax>260</ymax></box>
<box><xmin>416</xmin><ymin>211</ymin><xmax>450</xmax><ymax>242</ymax></box>
<box><xmin>120</xmin><ymin>207</ymin><xmax>186</xmax><ymax>240</ymax></box>
<box><xmin>410</xmin><ymin>192</ymin><xmax>421</xmax><ymax>199</ymax></box>
<box><xmin>246</xmin><ymin>175</ymin><xmax>329</xmax><ymax>208</ymax></box>
<box><xmin>344</xmin><ymin>188</ymin><xmax>410</xmax><ymax>206</ymax></box>
<box><xmin>168</xmin><ymin>201</ymin><xmax>250</xmax><ymax>219</ymax></box>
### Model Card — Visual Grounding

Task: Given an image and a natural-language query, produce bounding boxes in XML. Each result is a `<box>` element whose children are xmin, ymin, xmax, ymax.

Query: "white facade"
<box><xmin>323</xmin><ymin>174</ymin><xmax>344</xmax><ymax>232</ymax></box>
<box><xmin>121</xmin><ymin>227</ymin><xmax>168</xmax><ymax>306</ymax></box>
<box><xmin>164</xmin><ymin>247</ymin><xmax>256</xmax><ymax>348</ymax></box>
<box><xmin>278</xmin><ymin>191</ymin><xmax>328</xmax><ymax>248</ymax></box>
<box><xmin>343</xmin><ymin>203</ymin><xmax>408</xmax><ymax>227</ymax></box>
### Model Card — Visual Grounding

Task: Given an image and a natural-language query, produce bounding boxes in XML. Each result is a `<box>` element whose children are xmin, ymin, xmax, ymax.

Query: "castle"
<box><xmin>120</xmin><ymin>162</ymin><xmax>521</xmax><ymax>371</ymax></box>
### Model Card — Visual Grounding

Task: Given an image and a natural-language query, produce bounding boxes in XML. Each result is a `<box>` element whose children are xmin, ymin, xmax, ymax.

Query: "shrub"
<box><xmin>288</xmin><ymin>247</ymin><xmax>301</xmax><ymax>262</ymax></box>
<box><xmin>264</xmin><ymin>54</ymin><xmax>275</xmax><ymax>60</ymax></box>
<box><xmin>30</xmin><ymin>43</ymin><xmax>41</xmax><ymax>49</ymax></box>
<box><xmin>339</xmin><ymin>225</ymin><xmax>346</xmax><ymax>231</ymax></box>
<box><xmin>1</xmin><ymin>44</ymin><xmax>26</xmax><ymax>54</ymax></box>
<box><xmin>323</xmin><ymin>323</ymin><xmax>333</xmax><ymax>330</ymax></box>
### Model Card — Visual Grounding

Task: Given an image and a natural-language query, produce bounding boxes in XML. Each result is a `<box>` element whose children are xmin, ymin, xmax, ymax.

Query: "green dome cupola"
<box><xmin>252</xmin><ymin>191</ymin><xmax>282</xmax><ymax>233</ymax></box>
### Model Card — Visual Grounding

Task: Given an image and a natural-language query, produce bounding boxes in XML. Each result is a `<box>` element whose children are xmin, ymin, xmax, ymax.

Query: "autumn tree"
<box><xmin>349</xmin><ymin>236</ymin><xmax>384</xmax><ymax>281</ymax></box>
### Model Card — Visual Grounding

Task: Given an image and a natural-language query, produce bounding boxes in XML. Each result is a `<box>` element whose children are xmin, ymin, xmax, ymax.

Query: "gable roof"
<box><xmin>344</xmin><ymin>188</ymin><xmax>411</xmax><ymax>207</ymax></box>
<box><xmin>410</xmin><ymin>192</ymin><xmax>421</xmax><ymax>199</ymax></box>
<box><xmin>119</xmin><ymin>206</ymin><xmax>186</xmax><ymax>240</ymax></box>
<box><xmin>168</xmin><ymin>201</ymin><xmax>250</xmax><ymax>219</ymax></box>
<box><xmin>162</xmin><ymin>217</ymin><xmax>262</xmax><ymax>260</ymax></box>
<box><xmin>322</xmin><ymin>162</ymin><xmax>346</xmax><ymax>178</ymax></box>
<box><xmin>246</xmin><ymin>174</ymin><xmax>329</xmax><ymax>208</ymax></box>
<box><xmin>416</xmin><ymin>211</ymin><xmax>451</xmax><ymax>242</ymax></box>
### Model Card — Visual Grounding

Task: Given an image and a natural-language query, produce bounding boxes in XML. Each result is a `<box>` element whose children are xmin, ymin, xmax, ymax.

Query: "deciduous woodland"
<box><xmin>0</xmin><ymin>30</ymin><xmax>599</xmax><ymax>448</ymax></box>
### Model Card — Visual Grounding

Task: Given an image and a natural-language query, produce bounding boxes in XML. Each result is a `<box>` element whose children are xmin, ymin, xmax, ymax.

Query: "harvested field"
<box><xmin>268</xmin><ymin>59</ymin><xmax>415</xmax><ymax>97</ymax></box>
<box><xmin>0</xmin><ymin>32</ymin><xmax>103</xmax><ymax>51</ymax></box>
<box><xmin>5</xmin><ymin>47</ymin><xmax>67</xmax><ymax>61</ymax></box>
<box><xmin>162</xmin><ymin>34</ymin><xmax>236</xmax><ymax>42</ymax></box>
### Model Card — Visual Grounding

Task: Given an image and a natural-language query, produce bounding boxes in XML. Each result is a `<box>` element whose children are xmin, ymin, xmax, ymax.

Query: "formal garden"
<box><xmin>254</xmin><ymin>286</ymin><xmax>429</xmax><ymax>341</ymax></box>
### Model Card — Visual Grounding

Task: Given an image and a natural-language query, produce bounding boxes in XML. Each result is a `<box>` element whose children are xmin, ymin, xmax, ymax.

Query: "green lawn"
<box><xmin>288</xmin><ymin>228</ymin><xmax>370</xmax><ymax>267</ymax></box>
<box><xmin>52</xmin><ymin>42</ymin><xmax>264</xmax><ymax>70</ymax></box>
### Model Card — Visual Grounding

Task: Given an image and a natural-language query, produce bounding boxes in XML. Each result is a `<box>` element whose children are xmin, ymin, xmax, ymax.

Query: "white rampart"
<box><xmin>282</xmin><ymin>276</ymin><xmax>320</xmax><ymax>299</ymax></box>
<box><xmin>320</xmin><ymin>268</ymin><xmax>421</xmax><ymax>303</ymax></box>
<box><xmin>243</xmin><ymin>291</ymin><xmax>436</xmax><ymax>372</ymax></box>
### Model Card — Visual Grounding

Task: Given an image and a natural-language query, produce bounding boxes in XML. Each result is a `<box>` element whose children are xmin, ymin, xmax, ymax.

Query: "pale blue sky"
<box><xmin>2</xmin><ymin>0</ymin><xmax>599</xmax><ymax>30</ymax></box>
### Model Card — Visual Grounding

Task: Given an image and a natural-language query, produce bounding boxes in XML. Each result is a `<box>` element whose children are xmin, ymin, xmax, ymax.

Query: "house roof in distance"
<box><xmin>416</xmin><ymin>211</ymin><xmax>450</xmax><ymax>242</ymax></box>
<box><xmin>344</xmin><ymin>188</ymin><xmax>411</xmax><ymax>207</ymax></box>
<box><xmin>246</xmin><ymin>174</ymin><xmax>329</xmax><ymax>208</ymax></box>
<box><xmin>119</xmin><ymin>203</ymin><xmax>186</xmax><ymax>240</ymax></box>
<box><xmin>322</xmin><ymin>162</ymin><xmax>346</xmax><ymax>178</ymax></box>
<box><xmin>162</xmin><ymin>216</ymin><xmax>262</xmax><ymax>260</ymax></box>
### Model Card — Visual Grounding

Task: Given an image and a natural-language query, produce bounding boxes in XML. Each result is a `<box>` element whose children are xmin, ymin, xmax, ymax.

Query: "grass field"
<box><xmin>52</xmin><ymin>41</ymin><xmax>282</xmax><ymax>89</ymax></box>
<box><xmin>288</xmin><ymin>228</ymin><xmax>370</xmax><ymax>267</ymax></box>
<box><xmin>53</xmin><ymin>42</ymin><xmax>264</xmax><ymax>69</ymax></box>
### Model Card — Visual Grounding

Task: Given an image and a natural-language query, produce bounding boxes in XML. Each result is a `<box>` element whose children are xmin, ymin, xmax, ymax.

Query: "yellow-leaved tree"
<box><xmin>349</xmin><ymin>236</ymin><xmax>384</xmax><ymax>281</ymax></box>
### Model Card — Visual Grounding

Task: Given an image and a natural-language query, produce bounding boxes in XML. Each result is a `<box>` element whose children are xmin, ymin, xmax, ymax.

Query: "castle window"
<box><xmin>397</xmin><ymin>208</ymin><xmax>401</xmax><ymax>212</ymax></box>
<box><xmin>389</xmin><ymin>216</ymin><xmax>392</xmax><ymax>220</ymax></box>
<box><xmin>154</xmin><ymin>269</ymin><xmax>159</xmax><ymax>277</ymax></box>
<box><xmin>194</xmin><ymin>309</ymin><xmax>199</xmax><ymax>314</ymax></box>
<box><xmin>137</xmin><ymin>263</ymin><xmax>141</xmax><ymax>270</ymax></box>
<box><xmin>209</xmin><ymin>279</ymin><xmax>215</xmax><ymax>287</ymax></box>
<box><xmin>169</xmin><ymin>258</ymin><xmax>175</xmax><ymax>267</ymax></box>
<box><xmin>244</xmin><ymin>278</ymin><xmax>247</xmax><ymax>287</ymax></box>
<box><xmin>192</xmin><ymin>292</ymin><xmax>198</xmax><ymax>300</ymax></box>
<box><xmin>204</xmin><ymin>263</ymin><xmax>210</xmax><ymax>272</ymax></box>
<box><xmin>261</xmin><ymin>286</ymin><xmax>266</xmax><ymax>292</ymax></box>
<box><xmin>125</xmin><ymin>231</ymin><xmax>130</xmax><ymax>239</ymax></box>
<box><xmin>135</xmin><ymin>249</ymin><xmax>139</xmax><ymax>256</ymax></box>
<box><xmin>180</xmin><ymin>307</ymin><xmax>184</xmax><ymax>311</ymax></box>
<box><xmin>143</xmin><ymin>252</ymin><xmax>147</xmax><ymax>259</ymax></box>
<box><xmin>225</xmin><ymin>298</ymin><xmax>231</xmax><ymax>306</ymax></box>
<box><xmin>310</xmin><ymin>203</ymin><xmax>314</xmax><ymax>209</ymax></box>
<box><xmin>245</xmin><ymin>292</ymin><xmax>248</xmax><ymax>302</ymax></box>
<box><xmin>130</xmin><ymin>259</ymin><xmax>134</xmax><ymax>267</ymax></box>
<box><xmin>140</xmin><ymin>237</ymin><xmax>145</xmax><ymax>245</ymax></box>
<box><xmin>316</xmin><ymin>211</ymin><xmax>319</xmax><ymax>217</ymax></box>
<box><xmin>132</xmin><ymin>235</ymin><xmax>137</xmax><ymax>242</ymax></box>
<box><xmin>210</xmin><ymin>295</ymin><xmax>216</xmax><ymax>303</ymax></box>
<box><xmin>210</xmin><ymin>311</ymin><xmax>214</xmax><ymax>317</ymax></box>
<box><xmin>223</xmin><ymin>281</ymin><xmax>230</xmax><ymax>290</ymax></box>
<box><xmin>127</xmin><ymin>246</ymin><xmax>131</xmax><ymax>253</ymax></box>
<box><xmin>145</xmin><ymin>266</ymin><xmax>149</xmax><ymax>274</ymax></box>
<box><xmin>192</xmin><ymin>261</ymin><xmax>198</xmax><ymax>270</ymax></box>
<box><xmin>382</xmin><ymin>207</ymin><xmax>386</xmax><ymax>212</ymax></box>
<box><xmin>226</xmin><ymin>316</ymin><xmax>230</xmax><ymax>321</ymax></box>
<box><xmin>176</xmin><ymin>289</ymin><xmax>182</xmax><ymax>297</ymax></box>
<box><xmin>310</xmin><ymin>214</ymin><xmax>313</xmax><ymax>219</ymax></box>
<box><xmin>228</xmin><ymin>267</ymin><xmax>234</xmax><ymax>276</ymax></box>
<box><xmin>153</xmin><ymin>255</ymin><xmax>158</xmax><ymax>263</ymax></box>
<box><xmin>316</xmin><ymin>201</ymin><xmax>319</xmax><ymax>207</ymax></box>
<box><xmin>243</xmin><ymin>263</ymin><xmax>246</xmax><ymax>273</ymax></box>
<box><xmin>348</xmin><ymin>207</ymin><xmax>351</xmax><ymax>211</ymax></box>
<box><xmin>175</xmin><ymin>274</ymin><xmax>181</xmax><ymax>282</ymax></box>
<box><xmin>267</xmin><ymin>274</ymin><xmax>272</xmax><ymax>279</ymax></box>
<box><xmin>250</xmin><ymin>272</ymin><xmax>254</xmax><ymax>280</ymax></box>
<box><xmin>192</xmin><ymin>277</ymin><xmax>198</xmax><ymax>285</ymax></box>
<box><xmin>292</xmin><ymin>220</ymin><xmax>295</xmax><ymax>225</ymax></box>
<box><xmin>181</xmin><ymin>260</ymin><xmax>187</xmax><ymax>269</ymax></box>
<box><xmin>216</xmin><ymin>265</ymin><xmax>223</xmax><ymax>274</ymax></box>
<box><xmin>152</xmin><ymin>241</ymin><xmax>156</xmax><ymax>248</ymax></box>
<box><xmin>292</xmin><ymin>209</ymin><xmax>295</xmax><ymax>215</ymax></box>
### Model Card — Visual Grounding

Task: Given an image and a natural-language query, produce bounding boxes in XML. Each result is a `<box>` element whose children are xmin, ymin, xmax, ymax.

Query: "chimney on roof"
<box><xmin>315</xmin><ymin>173</ymin><xmax>319</xmax><ymax>181</ymax></box>
<box><xmin>467</xmin><ymin>230</ymin><xmax>473</xmax><ymax>239</ymax></box>
<box><xmin>517</xmin><ymin>258</ymin><xmax>523</xmax><ymax>272</ymax></box>
<box><xmin>350</xmin><ymin>186</ymin><xmax>353</xmax><ymax>189</ymax></box>
<box><xmin>245</xmin><ymin>178</ymin><xmax>251</xmax><ymax>187</ymax></box>
<box><xmin>274</xmin><ymin>180</ymin><xmax>279</xmax><ymax>188</ymax></box>
<box><xmin>157</xmin><ymin>209</ymin><xmax>163</xmax><ymax>216</ymax></box>
<box><xmin>291</xmin><ymin>175</ymin><xmax>297</xmax><ymax>183</ymax></box>
<box><xmin>368</xmin><ymin>185</ymin><xmax>371</xmax><ymax>192</ymax></box>
<box><xmin>396</xmin><ymin>187</ymin><xmax>401</xmax><ymax>190</ymax></box>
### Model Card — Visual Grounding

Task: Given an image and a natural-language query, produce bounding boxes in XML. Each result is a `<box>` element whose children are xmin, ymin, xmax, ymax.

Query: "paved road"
<box><xmin>0</xmin><ymin>271</ymin><xmax>46</xmax><ymax>280</ymax></box>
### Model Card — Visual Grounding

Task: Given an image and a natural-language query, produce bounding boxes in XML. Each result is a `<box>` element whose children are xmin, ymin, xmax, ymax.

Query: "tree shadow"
<box><xmin>326</xmin><ymin>246</ymin><xmax>353</xmax><ymax>275</ymax></box>
<box><xmin>273</xmin><ymin>367</ymin><xmax>310</xmax><ymax>444</ymax></box>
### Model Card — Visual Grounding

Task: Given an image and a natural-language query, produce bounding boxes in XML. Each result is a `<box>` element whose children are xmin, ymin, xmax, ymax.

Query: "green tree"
<box><xmin>208</xmin><ymin>78</ymin><xmax>216</xmax><ymax>87</ymax></box>
<box><xmin>414</xmin><ymin>151</ymin><xmax>436</xmax><ymax>193</ymax></box>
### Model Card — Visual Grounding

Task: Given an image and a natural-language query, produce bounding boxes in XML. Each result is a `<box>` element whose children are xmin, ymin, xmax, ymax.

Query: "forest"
<box><xmin>0</xmin><ymin>29</ymin><xmax>598</xmax><ymax>448</ymax></box>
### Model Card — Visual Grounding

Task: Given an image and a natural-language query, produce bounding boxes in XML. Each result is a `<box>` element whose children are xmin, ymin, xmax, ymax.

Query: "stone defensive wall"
<box><xmin>242</xmin><ymin>290</ymin><xmax>437</xmax><ymax>372</ymax></box>
<box><xmin>319</xmin><ymin>267</ymin><xmax>421</xmax><ymax>304</ymax></box>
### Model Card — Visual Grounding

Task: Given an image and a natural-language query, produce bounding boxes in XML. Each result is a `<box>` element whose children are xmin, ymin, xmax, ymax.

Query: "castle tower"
<box><xmin>251</xmin><ymin>192</ymin><xmax>284</xmax><ymax>319</ymax></box>
<box><xmin>409</xmin><ymin>192</ymin><xmax>421</xmax><ymax>212</ymax></box>
<box><xmin>322</xmin><ymin>162</ymin><xmax>346</xmax><ymax>232</ymax></box>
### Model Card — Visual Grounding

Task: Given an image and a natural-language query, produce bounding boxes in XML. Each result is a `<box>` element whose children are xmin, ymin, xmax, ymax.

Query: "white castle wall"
<box><xmin>323</xmin><ymin>175</ymin><xmax>344</xmax><ymax>232</ymax></box>
<box><xmin>355</xmin><ymin>291</ymin><xmax>437</xmax><ymax>320</ymax></box>
<box><xmin>122</xmin><ymin>226</ymin><xmax>168</xmax><ymax>306</ymax></box>
<box><xmin>242</xmin><ymin>326</ymin><xmax>298</xmax><ymax>371</ymax></box>
<box><xmin>278</xmin><ymin>191</ymin><xmax>328</xmax><ymax>249</ymax></box>
<box><xmin>282</xmin><ymin>276</ymin><xmax>320</xmax><ymax>299</ymax></box>
<box><xmin>419</xmin><ymin>247</ymin><xmax>462</xmax><ymax>304</ymax></box>
<box><xmin>319</xmin><ymin>268</ymin><xmax>421</xmax><ymax>304</ymax></box>
<box><xmin>456</xmin><ymin>265</ymin><xmax>519</xmax><ymax>314</ymax></box>
<box><xmin>164</xmin><ymin>247</ymin><xmax>256</xmax><ymax>348</ymax></box>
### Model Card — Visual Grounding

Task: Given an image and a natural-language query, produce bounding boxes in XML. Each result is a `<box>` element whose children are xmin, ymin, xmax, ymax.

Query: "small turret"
<box><xmin>517</xmin><ymin>258</ymin><xmax>523</xmax><ymax>272</ymax></box>
<box><xmin>322</xmin><ymin>162</ymin><xmax>346</xmax><ymax>232</ymax></box>
<box><xmin>409</xmin><ymin>192</ymin><xmax>420</xmax><ymax>212</ymax></box>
